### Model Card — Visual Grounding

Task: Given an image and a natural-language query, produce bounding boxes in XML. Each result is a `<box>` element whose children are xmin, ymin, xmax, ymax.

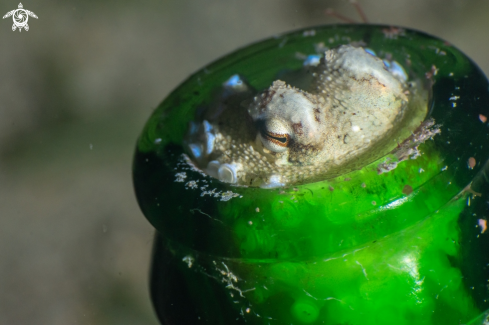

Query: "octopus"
<box><xmin>185</xmin><ymin>45</ymin><xmax>429</xmax><ymax>188</ymax></box>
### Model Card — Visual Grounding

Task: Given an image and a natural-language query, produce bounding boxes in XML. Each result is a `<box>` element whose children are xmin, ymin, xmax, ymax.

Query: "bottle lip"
<box><xmin>134</xmin><ymin>24</ymin><xmax>489</xmax><ymax>260</ymax></box>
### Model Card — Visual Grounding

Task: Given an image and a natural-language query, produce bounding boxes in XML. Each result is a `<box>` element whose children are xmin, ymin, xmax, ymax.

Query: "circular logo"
<box><xmin>13</xmin><ymin>9</ymin><xmax>28</xmax><ymax>28</ymax></box>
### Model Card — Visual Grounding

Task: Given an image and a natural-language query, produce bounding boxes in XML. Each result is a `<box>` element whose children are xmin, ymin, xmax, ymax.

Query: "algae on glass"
<box><xmin>133</xmin><ymin>25</ymin><xmax>489</xmax><ymax>325</ymax></box>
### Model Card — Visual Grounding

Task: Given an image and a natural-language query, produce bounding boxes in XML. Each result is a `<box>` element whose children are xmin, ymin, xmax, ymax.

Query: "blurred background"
<box><xmin>1</xmin><ymin>0</ymin><xmax>488</xmax><ymax>324</ymax></box>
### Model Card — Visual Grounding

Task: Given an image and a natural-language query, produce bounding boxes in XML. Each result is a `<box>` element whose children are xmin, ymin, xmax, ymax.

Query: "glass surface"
<box><xmin>133</xmin><ymin>24</ymin><xmax>489</xmax><ymax>324</ymax></box>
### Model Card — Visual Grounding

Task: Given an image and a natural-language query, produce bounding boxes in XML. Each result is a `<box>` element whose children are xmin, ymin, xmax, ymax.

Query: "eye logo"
<box><xmin>3</xmin><ymin>3</ymin><xmax>38</xmax><ymax>32</ymax></box>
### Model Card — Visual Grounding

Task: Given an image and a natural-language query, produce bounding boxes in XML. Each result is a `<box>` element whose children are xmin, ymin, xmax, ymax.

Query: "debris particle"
<box><xmin>248</xmin><ymin>221</ymin><xmax>253</xmax><ymax>225</ymax></box>
<box><xmin>246</xmin><ymin>308</ymin><xmax>251</xmax><ymax>313</ymax></box>
<box><xmin>200</xmin><ymin>188</ymin><xmax>240</xmax><ymax>201</ymax></box>
<box><xmin>371</xmin><ymin>201</ymin><xmax>377</xmax><ymax>206</ymax></box>
<box><xmin>201</xmin><ymin>188</ymin><xmax>218</xmax><ymax>197</ymax></box>
<box><xmin>182</xmin><ymin>255</ymin><xmax>195</xmax><ymax>268</ymax></box>
<box><xmin>468</xmin><ymin>157</ymin><xmax>476</xmax><ymax>169</ymax></box>
<box><xmin>478</xmin><ymin>219</ymin><xmax>487</xmax><ymax>234</ymax></box>
<box><xmin>329</xmin><ymin>186</ymin><xmax>335</xmax><ymax>191</ymax></box>
<box><xmin>419</xmin><ymin>168</ymin><xmax>425</xmax><ymax>173</ymax></box>
<box><xmin>441</xmin><ymin>166</ymin><xmax>448</xmax><ymax>171</ymax></box>
<box><xmin>382</xmin><ymin>26</ymin><xmax>405</xmax><ymax>39</ymax></box>
<box><xmin>175</xmin><ymin>172</ymin><xmax>187</xmax><ymax>182</ymax></box>
<box><xmin>361</xmin><ymin>183</ymin><xmax>366</xmax><ymax>188</ymax></box>
<box><xmin>377</xmin><ymin>160</ymin><xmax>398</xmax><ymax>174</ymax></box>
<box><xmin>480</xmin><ymin>114</ymin><xmax>487</xmax><ymax>123</ymax></box>
<box><xmin>185</xmin><ymin>180</ymin><xmax>199</xmax><ymax>189</ymax></box>
<box><xmin>220</xmin><ymin>191</ymin><xmax>240</xmax><ymax>201</ymax></box>
<box><xmin>425</xmin><ymin>65</ymin><xmax>438</xmax><ymax>79</ymax></box>
<box><xmin>402</xmin><ymin>185</ymin><xmax>413</xmax><ymax>195</ymax></box>
<box><xmin>255</xmin><ymin>207</ymin><xmax>260</xmax><ymax>212</ymax></box>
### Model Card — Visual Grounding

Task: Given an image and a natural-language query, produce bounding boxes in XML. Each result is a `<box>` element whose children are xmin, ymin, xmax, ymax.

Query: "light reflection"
<box><xmin>303</xmin><ymin>54</ymin><xmax>321</xmax><ymax>66</ymax></box>
<box><xmin>380</xmin><ymin>196</ymin><xmax>409</xmax><ymax>211</ymax></box>
<box><xmin>399</xmin><ymin>253</ymin><xmax>425</xmax><ymax>304</ymax></box>
<box><xmin>223</xmin><ymin>74</ymin><xmax>244</xmax><ymax>88</ymax></box>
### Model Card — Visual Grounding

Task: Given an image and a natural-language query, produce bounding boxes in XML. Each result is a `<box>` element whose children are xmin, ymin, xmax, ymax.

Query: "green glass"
<box><xmin>133</xmin><ymin>25</ymin><xmax>489</xmax><ymax>324</ymax></box>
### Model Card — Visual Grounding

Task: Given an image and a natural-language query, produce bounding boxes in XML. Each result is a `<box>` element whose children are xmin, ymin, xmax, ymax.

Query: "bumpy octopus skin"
<box><xmin>185</xmin><ymin>45</ymin><xmax>425</xmax><ymax>188</ymax></box>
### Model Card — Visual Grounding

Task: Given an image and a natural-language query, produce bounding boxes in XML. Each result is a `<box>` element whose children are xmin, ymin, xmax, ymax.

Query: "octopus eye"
<box><xmin>258</xmin><ymin>119</ymin><xmax>291</xmax><ymax>153</ymax></box>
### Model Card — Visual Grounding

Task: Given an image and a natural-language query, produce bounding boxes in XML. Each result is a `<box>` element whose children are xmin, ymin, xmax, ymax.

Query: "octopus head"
<box><xmin>248</xmin><ymin>80</ymin><xmax>328</xmax><ymax>166</ymax></box>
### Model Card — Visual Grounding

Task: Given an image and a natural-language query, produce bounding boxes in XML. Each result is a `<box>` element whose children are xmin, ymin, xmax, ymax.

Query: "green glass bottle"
<box><xmin>133</xmin><ymin>24</ymin><xmax>489</xmax><ymax>325</ymax></box>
